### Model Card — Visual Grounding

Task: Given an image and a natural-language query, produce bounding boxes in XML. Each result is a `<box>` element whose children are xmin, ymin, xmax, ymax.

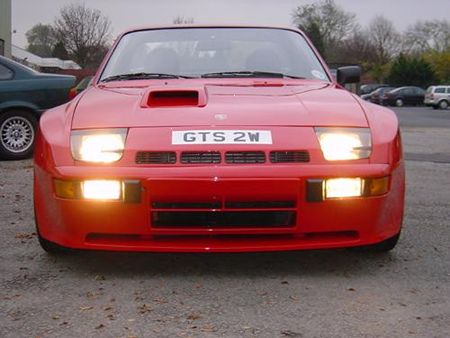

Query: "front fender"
<box><xmin>0</xmin><ymin>100</ymin><xmax>43</xmax><ymax>115</ymax></box>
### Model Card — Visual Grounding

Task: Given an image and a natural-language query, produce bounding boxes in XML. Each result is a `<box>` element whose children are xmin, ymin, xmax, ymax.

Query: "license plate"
<box><xmin>172</xmin><ymin>130</ymin><xmax>272</xmax><ymax>145</ymax></box>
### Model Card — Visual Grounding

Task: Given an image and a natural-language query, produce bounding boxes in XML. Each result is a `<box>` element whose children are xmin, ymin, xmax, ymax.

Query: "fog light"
<box><xmin>82</xmin><ymin>180</ymin><xmax>121</xmax><ymax>200</ymax></box>
<box><xmin>325</xmin><ymin>178</ymin><xmax>362</xmax><ymax>199</ymax></box>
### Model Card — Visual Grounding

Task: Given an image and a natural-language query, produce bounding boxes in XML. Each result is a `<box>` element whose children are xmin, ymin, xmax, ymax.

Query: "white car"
<box><xmin>424</xmin><ymin>85</ymin><xmax>450</xmax><ymax>110</ymax></box>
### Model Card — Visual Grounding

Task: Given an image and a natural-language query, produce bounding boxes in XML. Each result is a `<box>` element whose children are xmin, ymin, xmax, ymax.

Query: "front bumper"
<box><xmin>34</xmin><ymin>163</ymin><xmax>405</xmax><ymax>252</ymax></box>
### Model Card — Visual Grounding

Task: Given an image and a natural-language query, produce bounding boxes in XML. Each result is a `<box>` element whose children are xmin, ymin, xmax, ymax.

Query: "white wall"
<box><xmin>0</xmin><ymin>0</ymin><xmax>12</xmax><ymax>58</ymax></box>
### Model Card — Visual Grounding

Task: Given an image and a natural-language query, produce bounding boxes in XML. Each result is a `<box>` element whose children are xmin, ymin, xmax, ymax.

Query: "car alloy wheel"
<box><xmin>395</xmin><ymin>99</ymin><xmax>404</xmax><ymax>107</ymax></box>
<box><xmin>0</xmin><ymin>110</ymin><xmax>37</xmax><ymax>160</ymax></box>
<box><xmin>439</xmin><ymin>100</ymin><xmax>449</xmax><ymax>110</ymax></box>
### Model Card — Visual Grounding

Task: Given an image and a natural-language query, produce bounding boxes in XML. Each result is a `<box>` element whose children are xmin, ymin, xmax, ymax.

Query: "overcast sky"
<box><xmin>12</xmin><ymin>0</ymin><xmax>450</xmax><ymax>48</ymax></box>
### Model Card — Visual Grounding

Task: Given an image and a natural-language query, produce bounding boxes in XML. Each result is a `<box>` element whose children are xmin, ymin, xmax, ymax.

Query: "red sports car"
<box><xmin>34</xmin><ymin>26</ymin><xmax>405</xmax><ymax>253</ymax></box>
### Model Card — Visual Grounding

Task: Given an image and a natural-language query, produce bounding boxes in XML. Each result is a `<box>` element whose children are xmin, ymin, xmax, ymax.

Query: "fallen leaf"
<box><xmin>187</xmin><ymin>313</ymin><xmax>201</xmax><ymax>320</ymax></box>
<box><xmin>138</xmin><ymin>304</ymin><xmax>152</xmax><ymax>314</ymax></box>
<box><xmin>200</xmin><ymin>325</ymin><xmax>217</xmax><ymax>332</ymax></box>
<box><xmin>80</xmin><ymin>306</ymin><xmax>93</xmax><ymax>311</ymax></box>
<box><xmin>281</xmin><ymin>330</ymin><xmax>303</xmax><ymax>337</ymax></box>
<box><xmin>15</xmin><ymin>233</ymin><xmax>34</xmax><ymax>240</ymax></box>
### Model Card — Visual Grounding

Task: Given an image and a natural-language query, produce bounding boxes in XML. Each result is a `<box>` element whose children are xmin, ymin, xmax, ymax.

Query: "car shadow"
<box><xmin>41</xmin><ymin>248</ymin><xmax>398</xmax><ymax>279</ymax></box>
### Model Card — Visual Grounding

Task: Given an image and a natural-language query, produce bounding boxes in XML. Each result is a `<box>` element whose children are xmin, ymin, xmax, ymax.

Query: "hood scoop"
<box><xmin>143</xmin><ymin>87</ymin><xmax>207</xmax><ymax>108</ymax></box>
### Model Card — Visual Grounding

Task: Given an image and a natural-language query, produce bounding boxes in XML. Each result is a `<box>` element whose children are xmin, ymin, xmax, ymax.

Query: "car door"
<box><xmin>414</xmin><ymin>88</ymin><xmax>425</xmax><ymax>105</ymax></box>
<box><xmin>402</xmin><ymin>88</ymin><xmax>413</xmax><ymax>104</ymax></box>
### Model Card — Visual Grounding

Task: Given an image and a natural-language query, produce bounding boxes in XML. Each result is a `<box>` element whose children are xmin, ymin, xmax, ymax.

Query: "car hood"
<box><xmin>71</xmin><ymin>81</ymin><xmax>368</xmax><ymax>129</ymax></box>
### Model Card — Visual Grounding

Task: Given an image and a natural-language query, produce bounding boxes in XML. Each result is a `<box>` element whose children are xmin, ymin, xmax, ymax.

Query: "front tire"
<box><xmin>439</xmin><ymin>100</ymin><xmax>449</xmax><ymax>110</ymax></box>
<box><xmin>0</xmin><ymin>110</ymin><xmax>37</xmax><ymax>160</ymax></box>
<box><xmin>355</xmin><ymin>233</ymin><xmax>401</xmax><ymax>253</ymax></box>
<box><xmin>395</xmin><ymin>99</ymin><xmax>404</xmax><ymax>107</ymax></box>
<box><xmin>37</xmin><ymin>232</ymin><xmax>71</xmax><ymax>255</ymax></box>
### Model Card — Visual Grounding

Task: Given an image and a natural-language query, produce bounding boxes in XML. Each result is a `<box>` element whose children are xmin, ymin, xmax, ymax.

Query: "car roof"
<box><xmin>430</xmin><ymin>85</ymin><xmax>450</xmax><ymax>88</ymax></box>
<box><xmin>394</xmin><ymin>86</ymin><xmax>422</xmax><ymax>90</ymax></box>
<box><xmin>0</xmin><ymin>55</ymin><xmax>38</xmax><ymax>75</ymax></box>
<box><xmin>117</xmin><ymin>24</ymin><xmax>303</xmax><ymax>37</ymax></box>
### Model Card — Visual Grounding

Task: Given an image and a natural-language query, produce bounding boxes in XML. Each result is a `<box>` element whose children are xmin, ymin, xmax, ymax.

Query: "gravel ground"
<box><xmin>0</xmin><ymin>127</ymin><xmax>449</xmax><ymax>338</ymax></box>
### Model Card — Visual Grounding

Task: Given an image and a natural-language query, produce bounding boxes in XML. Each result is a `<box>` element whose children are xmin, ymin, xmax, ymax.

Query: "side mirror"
<box><xmin>336</xmin><ymin>66</ymin><xmax>361</xmax><ymax>85</ymax></box>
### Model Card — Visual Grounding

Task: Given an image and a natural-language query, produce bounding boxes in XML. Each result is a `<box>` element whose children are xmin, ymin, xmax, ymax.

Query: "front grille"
<box><xmin>225</xmin><ymin>151</ymin><xmax>265</xmax><ymax>164</ymax></box>
<box><xmin>270</xmin><ymin>151</ymin><xmax>310</xmax><ymax>163</ymax></box>
<box><xmin>151</xmin><ymin>200</ymin><xmax>297</xmax><ymax>228</ymax></box>
<box><xmin>181</xmin><ymin>151</ymin><xmax>221</xmax><ymax>164</ymax></box>
<box><xmin>136</xmin><ymin>151</ymin><xmax>176</xmax><ymax>164</ymax></box>
<box><xmin>151</xmin><ymin>211</ymin><xmax>296</xmax><ymax>228</ymax></box>
<box><xmin>135</xmin><ymin>150</ymin><xmax>310</xmax><ymax>164</ymax></box>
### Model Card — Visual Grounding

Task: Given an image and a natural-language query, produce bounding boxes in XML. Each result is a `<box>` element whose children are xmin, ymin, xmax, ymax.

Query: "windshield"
<box><xmin>100</xmin><ymin>27</ymin><xmax>329</xmax><ymax>81</ymax></box>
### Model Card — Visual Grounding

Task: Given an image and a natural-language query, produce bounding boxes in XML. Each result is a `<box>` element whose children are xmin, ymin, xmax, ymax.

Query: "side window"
<box><xmin>435</xmin><ymin>88</ymin><xmax>445</xmax><ymax>94</ymax></box>
<box><xmin>0</xmin><ymin>64</ymin><xmax>14</xmax><ymax>80</ymax></box>
<box><xmin>446</xmin><ymin>88</ymin><xmax>450</xmax><ymax>94</ymax></box>
<box><xmin>403</xmin><ymin>88</ymin><xmax>412</xmax><ymax>95</ymax></box>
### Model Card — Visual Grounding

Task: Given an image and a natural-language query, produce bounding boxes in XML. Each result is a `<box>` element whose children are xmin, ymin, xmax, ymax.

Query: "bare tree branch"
<box><xmin>54</xmin><ymin>4</ymin><xmax>111</xmax><ymax>68</ymax></box>
<box><xmin>367</xmin><ymin>16</ymin><xmax>402</xmax><ymax>64</ymax></box>
<box><xmin>404</xmin><ymin>20</ymin><xmax>450</xmax><ymax>53</ymax></box>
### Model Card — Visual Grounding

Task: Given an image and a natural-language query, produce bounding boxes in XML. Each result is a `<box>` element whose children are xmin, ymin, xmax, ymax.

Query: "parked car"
<box><xmin>34</xmin><ymin>25</ymin><xmax>404</xmax><ymax>254</ymax></box>
<box><xmin>360</xmin><ymin>83</ymin><xmax>390</xmax><ymax>96</ymax></box>
<box><xmin>0</xmin><ymin>56</ymin><xmax>75</xmax><ymax>159</ymax></box>
<box><xmin>69</xmin><ymin>75</ymin><xmax>94</xmax><ymax>100</ymax></box>
<box><xmin>424</xmin><ymin>85</ymin><xmax>450</xmax><ymax>110</ymax></box>
<box><xmin>381</xmin><ymin>86</ymin><xmax>426</xmax><ymax>107</ymax></box>
<box><xmin>369</xmin><ymin>86</ymin><xmax>396</xmax><ymax>105</ymax></box>
<box><xmin>360</xmin><ymin>92</ymin><xmax>373</xmax><ymax>101</ymax></box>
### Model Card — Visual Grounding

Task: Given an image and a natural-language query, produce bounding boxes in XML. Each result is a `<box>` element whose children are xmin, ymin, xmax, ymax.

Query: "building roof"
<box><xmin>12</xmin><ymin>45</ymin><xmax>81</xmax><ymax>70</ymax></box>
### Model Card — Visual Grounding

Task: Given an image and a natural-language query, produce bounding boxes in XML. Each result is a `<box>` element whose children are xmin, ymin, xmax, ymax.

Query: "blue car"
<box><xmin>0</xmin><ymin>56</ymin><xmax>75</xmax><ymax>159</ymax></box>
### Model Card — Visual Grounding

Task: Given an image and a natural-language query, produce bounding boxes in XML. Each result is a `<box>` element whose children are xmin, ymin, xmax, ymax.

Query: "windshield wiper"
<box><xmin>101</xmin><ymin>72</ymin><xmax>194</xmax><ymax>82</ymax></box>
<box><xmin>201</xmin><ymin>71</ymin><xmax>305</xmax><ymax>79</ymax></box>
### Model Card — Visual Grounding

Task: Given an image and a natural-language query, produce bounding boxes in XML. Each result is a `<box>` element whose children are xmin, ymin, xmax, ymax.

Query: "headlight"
<box><xmin>71</xmin><ymin>129</ymin><xmax>127</xmax><ymax>163</ymax></box>
<box><xmin>315</xmin><ymin>127</ymin><xmax>371</xmax><ymax>161</ymax></box>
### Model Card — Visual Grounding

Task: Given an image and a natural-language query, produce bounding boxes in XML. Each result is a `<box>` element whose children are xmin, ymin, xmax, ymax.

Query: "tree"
<box><xmin>387</xmin><ymin>54</ymin><xmax>435</xmax><ymax>87</ymax></box>
<box><xmin>423</xmin><ymin>50</ymin><xmax>450</xmax><ymax>84</ymax></box>
<box><xmin>52</xmin><ymin>41</ymin><xmax>69</xmax><ymax>60</ymax></box>
<box><xmin>367</xmin><ymin>16</ymin><xmax>402</xmax><ymax>64</ymax></box>
<box><xmin>292</xmin><ymin>0</ymin><xmax>357</xmax><ymax>60</ymax></box>
<box><xmin>173</xmin><ymin>16</ymin><xmax>194</xmax><ymax>24</ymax></box>
<box><xmin>302</xmin><ymin>21</ymin><xmax>325</xmax><ymax>56</ymax></box>
<box><xmin>54</xmin><ymin>4</ymin><xmax>111</xmax><ymax>68</ymax></box>
<box><xmin>404</xmin><ymin>20</ymin><xmax>450</xmax><ymax>53</ymax></box>
<box><xmin>25</xmin><ymin>23</ymin><xmax>56</xmax><ymax>57</ymax></box>
<box><xmin>332</xmin><ymin>29</ymin><xmax>378</xmax><ymax>66</ymax></box>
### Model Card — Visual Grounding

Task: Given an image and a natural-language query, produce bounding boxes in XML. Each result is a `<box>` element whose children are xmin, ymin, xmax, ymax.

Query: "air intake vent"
<box><xmin>136</xmin><ymin>151</ymin><xmax>176</xmax><ymax>164</ymax></box>
<box><xmin>225</xmin><ymin>151</ymin><xmax>265</xmax><ymax>164</ymax></box>
<box><xmin>181</xmin><ymin>152</ymin><xmax>221</xmax><ymax>164</ymax></box>
<box><xmin>147</xmin><ymin>90</ymin><xmax>199</xmax><ymax>107</ymax></box>
<box><xmin>270</xmin><ymin>151</ymin><xmax>310</xmax><ymax>163</ymax></box>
